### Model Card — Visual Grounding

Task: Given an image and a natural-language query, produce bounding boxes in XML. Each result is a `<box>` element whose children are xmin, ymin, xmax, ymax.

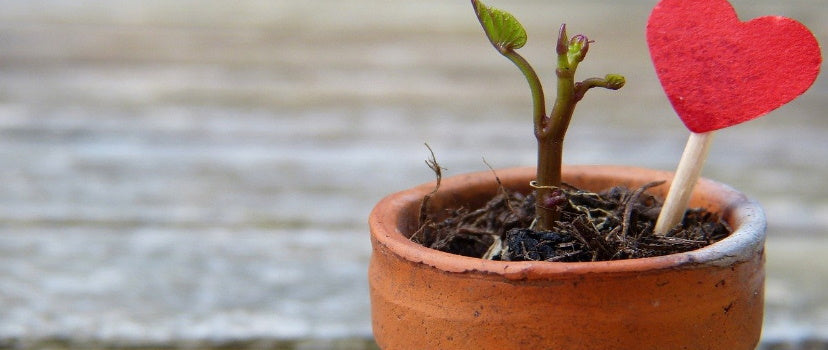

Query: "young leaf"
<box><xmin>472</xmin><ymin>0</ymin><xmax>527</xmax><ymax>52</ymax></box>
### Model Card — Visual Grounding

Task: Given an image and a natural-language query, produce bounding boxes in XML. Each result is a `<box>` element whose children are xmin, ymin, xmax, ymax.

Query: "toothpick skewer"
<box><xmin>654</xmin><ymin>131</ymin><xmax>714</xmax><ymax>235</ymax></box>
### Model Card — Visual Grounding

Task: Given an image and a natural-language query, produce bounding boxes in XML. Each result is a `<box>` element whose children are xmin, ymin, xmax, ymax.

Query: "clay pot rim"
<box><xmin>369</xmin><ymin>165</ymin><xmax>766</xmax><ymax>280</ymax></box>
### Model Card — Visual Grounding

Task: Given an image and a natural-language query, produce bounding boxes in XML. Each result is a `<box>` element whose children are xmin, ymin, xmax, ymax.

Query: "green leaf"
<box><xmin>472</xmin><ymin>0</ymin><xmax>527</xmax><ymax>52</ymax></box>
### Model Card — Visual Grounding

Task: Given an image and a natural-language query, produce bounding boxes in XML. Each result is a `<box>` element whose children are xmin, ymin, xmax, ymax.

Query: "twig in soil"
<box><xmin>621</xmin><ymin>181</ymin><xmax>664</xmax><ymax>239</ymax></box>
<box><xmin>412</xmin><ymin>143</ymin><xmax>443</xmax><ymax>242</ymax></box>
<box><xmin>482</xmin><ymin>157</ymin><xmax>515</xmax><ymax>214</ymax></box>
<box><xmin>480</xmin><ymin>158</ymin><xmax>519</xmax><ymax>260</ymax></box>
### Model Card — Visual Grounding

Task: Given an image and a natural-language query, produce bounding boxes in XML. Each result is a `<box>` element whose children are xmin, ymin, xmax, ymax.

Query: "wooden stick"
<box><xmin>654</xmin><ymin>131</ymin><xmax>714</xmax><ymax>235</ymax></box>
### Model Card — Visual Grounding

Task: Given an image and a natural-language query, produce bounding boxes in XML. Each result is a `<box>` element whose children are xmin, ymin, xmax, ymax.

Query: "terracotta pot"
<box><xmin>368</xmin><ymin>165</ymin><xmax>765</xmax><ymax>350</ymax></box>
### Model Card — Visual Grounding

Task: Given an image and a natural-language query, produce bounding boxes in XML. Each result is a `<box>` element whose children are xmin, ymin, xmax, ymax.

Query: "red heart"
<box><xmin>647</xmin><ymin>0</ymin><xmax>822</xmax><ymax>133</ymax></box>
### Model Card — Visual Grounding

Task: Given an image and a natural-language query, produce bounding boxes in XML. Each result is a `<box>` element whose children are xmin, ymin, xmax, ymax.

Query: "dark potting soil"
<box><xmin>412</xmin><ymin>180</ymin><xmax>731</xmax><ymax>262</ymax></box>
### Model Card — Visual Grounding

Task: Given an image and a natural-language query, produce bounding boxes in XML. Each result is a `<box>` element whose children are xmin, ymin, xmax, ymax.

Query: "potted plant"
<box><xmin>368</xmin><ymin>0</ymin><xmax>819</xmax><ymax>348</ymax></box>
<box><xmin>369</xmin><ymin>166</ymin><xmax>765</xmax><ymax>349</ymax></box>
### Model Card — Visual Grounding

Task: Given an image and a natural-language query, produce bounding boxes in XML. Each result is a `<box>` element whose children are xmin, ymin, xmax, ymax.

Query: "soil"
<box><xmin>412</xmin><ymin>175</ymin><xmax>731</xmax><ymax>262</ymax></box>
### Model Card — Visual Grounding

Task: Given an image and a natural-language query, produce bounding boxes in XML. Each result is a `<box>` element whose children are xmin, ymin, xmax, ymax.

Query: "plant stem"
<box><xmin>534</xmin><ymin>67</ymin><xmax>577</xmax><ymax>230</ymax></box>
<box><xmin>532</xmin><ymin>27</ymin><xmax>579</xmax><ymax>230</ymax></box>
<box><xmin>506</xmin><ymin>49</ymin><xmax>579</xmax><ymax>231</ymax></box>
<box><xmin>531</xmin><ymin>26</ymin><xmax>624</xmax><ymax>231</ymax></box>
<box><xmin>502</xmin><ymin>51</ymin><xmax>546</xmax><ymax>135</ymax></box>
<box><xmin>501</xmin><ymin>51</ymin><xmax>565</xmax><ymax>230</ymax></box>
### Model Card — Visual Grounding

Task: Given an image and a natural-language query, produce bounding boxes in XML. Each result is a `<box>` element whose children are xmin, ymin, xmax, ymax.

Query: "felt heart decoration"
<box><xmin>647</xmin><ymin>0</ymin><xmax>822</xmax><ymax>133</ymax></box>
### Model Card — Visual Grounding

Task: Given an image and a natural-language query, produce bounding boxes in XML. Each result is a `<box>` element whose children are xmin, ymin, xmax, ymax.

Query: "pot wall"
<box><xmin>368</xmin><ymin>166</ymin><xmax>766</xmax><ymax>350</ymax></box>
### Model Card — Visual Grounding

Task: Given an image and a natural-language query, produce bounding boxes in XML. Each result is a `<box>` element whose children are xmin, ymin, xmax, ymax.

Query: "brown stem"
<box><xmin>535</xmin><ymin>137</ymin><xmax>563</xmax><ymax>230</ymax></box>
<box><xmin>534</xmin><ymin>64</ymin><xmax>577</xmax><ymax>230</ymax></box>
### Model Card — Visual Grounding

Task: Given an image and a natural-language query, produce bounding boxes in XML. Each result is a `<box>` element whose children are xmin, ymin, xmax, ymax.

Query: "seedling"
<box><xmin>472</xmin><ymin>0</ymin><xmax>625</xmax><ymax>230</ymax></box>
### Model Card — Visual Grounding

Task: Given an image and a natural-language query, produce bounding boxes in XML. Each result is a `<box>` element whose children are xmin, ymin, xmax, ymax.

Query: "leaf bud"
<box><xmin>604</xmin><ymin>74</ymin><xmax>626</xmax><ymax>90</ymax></box>
<box><xmin>556</xmin><ymin>24</ymin><xmax>569</xmax><ymax>56</ymax></box>
<box><xmin>542</xmin><ymin>188</ymin><xmax>567</xmax><ymax>209</ymax></box>
<box><xmin>567</xmin><ymin>34</ymin><xmax>590</xmax><ymax>65</ymax></box>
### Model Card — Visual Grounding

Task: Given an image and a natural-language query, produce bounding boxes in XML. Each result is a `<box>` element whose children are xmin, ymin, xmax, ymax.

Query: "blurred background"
<box><xmin>0</xmin><ymin>0</ymin><xmax>825</xmax><ymax>349</ymax></box>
